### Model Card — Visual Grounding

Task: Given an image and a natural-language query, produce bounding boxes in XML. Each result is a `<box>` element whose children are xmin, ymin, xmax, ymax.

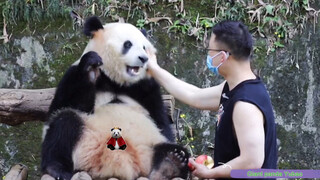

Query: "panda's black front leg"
<box><xmin>41</xmin><ymin>51</ymin><xmax>102</xmax><ymax>180</ymax></box>
<box><xmin>78</xmin><ymin>51</ymin><xmax>103</xmax><ymax>84</ymax></box>
<box><xmin>48</xmin><ymin>51</ymin><xmax>103</xmax><ymax>114</ymax></box>
<box><xmin>150</xmin><ymin>143</ymin><xmax>190</xmax><ymax>180</ymax></box>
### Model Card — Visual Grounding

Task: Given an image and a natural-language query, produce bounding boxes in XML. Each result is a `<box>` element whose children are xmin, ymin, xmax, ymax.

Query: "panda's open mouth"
<box><xmin>126</xmin><ymin>66</ymin><xmax>141</xmax><ymax>76</ymax></box>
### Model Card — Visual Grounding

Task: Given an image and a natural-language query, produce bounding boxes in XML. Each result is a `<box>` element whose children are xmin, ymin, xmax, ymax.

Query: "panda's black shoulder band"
<box><xmin>84</xmin><ymin>16</ymin><xmax>104</xmax><ymax>37</ymax></box>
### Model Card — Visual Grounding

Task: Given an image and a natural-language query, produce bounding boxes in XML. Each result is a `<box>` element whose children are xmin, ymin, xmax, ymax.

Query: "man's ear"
<box><xmin>221</xmin><ymin>51</ymin><xmax>229</xmax><ymax>62</ymax></box>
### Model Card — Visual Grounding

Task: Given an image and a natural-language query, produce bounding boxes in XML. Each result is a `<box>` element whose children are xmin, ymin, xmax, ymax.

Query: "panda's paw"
<box><xmin>71</xmin><ymin>171</ymin><xmax>92</xmax><ymax>180</ymax></box>
<box><xmin>79</xmin><ymin>51</ymin><xmax>103</xmax><ymax>83</ymax></box>
<box><xmin>166</xmin><ymin>148</ymin><xmax>189</xmax><ymax>169</ymax></box>
<box><xmin>81</xmin><ymin>51</ymin><xmax>103</xmax><ymax>70</ymax></box>
<box><xmin>151</xmin><ymin>144</ymin><xmax>190</xmax><ymax>179</ymax></box>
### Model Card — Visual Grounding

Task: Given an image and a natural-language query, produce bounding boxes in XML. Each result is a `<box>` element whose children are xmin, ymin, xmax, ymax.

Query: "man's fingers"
<box><xmin>146</xmin><ymin>48</ymin><xmax>154</xmax><ymax>55</ymax></box>
<box><xmin>188</xmin><ymin>158</ymin><xmax>200</xmax><ymax>169</ymax></box>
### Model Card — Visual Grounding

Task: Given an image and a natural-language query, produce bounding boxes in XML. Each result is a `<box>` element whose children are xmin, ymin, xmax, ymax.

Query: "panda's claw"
<box><xmin>180</xmin><ymin>150</ymin><xmax>185</xmax><ymax>157</ymax></box>
<box><xmin>166</xmin><ymin>149</ymin><xmax>189</xmax><ymax>170</ymax></box>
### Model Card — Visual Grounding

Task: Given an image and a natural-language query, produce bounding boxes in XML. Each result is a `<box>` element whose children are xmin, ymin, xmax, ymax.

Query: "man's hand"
<box><xmin>188</xmin><ymin>158</ymin><xmax>213</xmax><ymax>179</ymax></box>
<box><xmin>146</xmin><ymin>48</ymin><xmax>160</xmax><ymax>74</ymax></box>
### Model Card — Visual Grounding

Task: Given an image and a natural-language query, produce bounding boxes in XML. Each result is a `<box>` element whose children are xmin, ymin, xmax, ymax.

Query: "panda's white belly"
<box><xmin>72</xmin><ymin>103</ymin><xmax>167</xmax><ymax>180</ymax></box>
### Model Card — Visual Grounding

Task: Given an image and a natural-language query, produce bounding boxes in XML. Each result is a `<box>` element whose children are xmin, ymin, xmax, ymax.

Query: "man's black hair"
<box><xmin>212</xmin><ymin>21</ymin><xmax>253</xmax><ymax>60</ymax></box>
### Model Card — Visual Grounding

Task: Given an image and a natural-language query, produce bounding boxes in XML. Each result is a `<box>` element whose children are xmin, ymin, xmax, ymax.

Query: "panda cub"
<box><xmin>41</xmin><ymin>16</ymin><xmax>190</xmax><ymax>180</ymax></box>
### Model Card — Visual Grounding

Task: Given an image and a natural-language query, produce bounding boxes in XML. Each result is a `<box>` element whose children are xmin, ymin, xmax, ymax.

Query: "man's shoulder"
<box><xmin>237</xmin><ymin>79</ymin><xmax>269</xmax><ymax>97</ymax></box>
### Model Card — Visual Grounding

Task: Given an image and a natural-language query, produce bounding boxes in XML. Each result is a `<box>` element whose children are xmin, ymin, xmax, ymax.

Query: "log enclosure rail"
<box><xmin>0</xmin><ymin>88</ymin><xmax>175</xmax><ymax>126</ymax></box>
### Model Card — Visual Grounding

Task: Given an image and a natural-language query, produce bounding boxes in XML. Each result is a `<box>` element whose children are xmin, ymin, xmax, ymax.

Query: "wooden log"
<box><xmin>0</xmin><ymin>88</ymin><xmax>55</xmax><ymax>125</ymax></box>
<box><xmin>0</xmin><ymin>88</ymin><xmax>175</xmax><ymax>126</ymax></box>
<box><xmin>3</xmin><ymin>164</ymin><xmax>28</xmax><ymax>180</ymax></box>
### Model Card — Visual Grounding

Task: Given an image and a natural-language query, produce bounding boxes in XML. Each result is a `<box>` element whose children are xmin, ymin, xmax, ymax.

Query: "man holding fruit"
<box><xmin>147</xmin><ymin>20</ymin><xmax>277</xmax><ymax>179</ymax></box>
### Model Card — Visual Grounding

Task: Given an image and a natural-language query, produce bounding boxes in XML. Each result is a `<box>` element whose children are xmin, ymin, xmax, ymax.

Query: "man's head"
<box><xmin>209</xmin><ymin>21</ymin><xmax>253</xmax><ymax>61</ymax></box>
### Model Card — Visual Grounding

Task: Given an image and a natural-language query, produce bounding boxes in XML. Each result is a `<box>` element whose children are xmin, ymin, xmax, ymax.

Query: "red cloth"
<box><xmin>106</xmin><ymin>137</ymin><xmax>126</xmax><ymax>148</ymax></box>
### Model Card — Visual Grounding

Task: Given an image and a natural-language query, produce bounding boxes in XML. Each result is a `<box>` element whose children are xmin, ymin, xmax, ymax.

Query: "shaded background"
<box><xmin>0</xmin><ymin>0</ymin><xmax>319</xmax><ymax>179</ymax></box>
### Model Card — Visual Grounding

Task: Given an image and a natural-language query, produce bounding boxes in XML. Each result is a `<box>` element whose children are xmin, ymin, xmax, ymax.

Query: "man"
<box><xmin>147</xmin><ymin>21</ymin><xmax>277</xmax><ymax>179</ymax></box>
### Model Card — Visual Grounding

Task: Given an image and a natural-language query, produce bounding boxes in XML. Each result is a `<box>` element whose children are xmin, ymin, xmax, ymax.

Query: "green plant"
<box><xmin>168</xmin><ymin>20</ymin><xmax>190</xmax><ymax>34</ymax></box>
<box><xmin>200</xmin><ymin>19</ymin><xmax>214</xmax><ymax>28</ymax></box>
<box><xmin>274</xmin><ymin>41</ymin><xmax>285</xmax><ymax>48</ymax></box>
<box><xmin>2</xmin><ymin>0</ymin><xmax>318</xmax><ymax>57</ymax></box>
<box><xmin>136</xmin><ymin>19</ymin><xmax>146</xmax><ymax>29</ymax></box>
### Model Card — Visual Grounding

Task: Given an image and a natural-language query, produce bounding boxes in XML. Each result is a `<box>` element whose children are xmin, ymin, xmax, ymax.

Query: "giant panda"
<box><xmin>41</xmin><ymin>16</ymin><xmax>190</xmax><ymax>180</ymax></box>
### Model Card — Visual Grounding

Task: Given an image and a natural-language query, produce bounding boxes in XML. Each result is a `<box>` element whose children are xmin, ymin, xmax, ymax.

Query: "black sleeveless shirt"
<box><xmin>214</xmin><ymin>77</ymin><xmax>277</xmax><ymax>179</ymax></box>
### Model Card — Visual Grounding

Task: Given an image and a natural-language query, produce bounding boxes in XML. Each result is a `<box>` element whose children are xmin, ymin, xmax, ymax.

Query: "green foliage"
<box><xmin>136</xmin><ymin>19</ymin><xmax>146</xmax><ymax>29</ymax></box>
<box><xmin>168</xmin><ymin>20</ymin><xmax>190</xmax><ymax>34</ymax></box>
<box><xmin>162</xmin><ymin>0</ymin><xmax>317</xmax><ymax>54</ymax></box>
<box><xmin>2</xmin><ymin>0</ymin><xmax>70</xmax><ymax>23</ymax></box>
<box><xmin>1</xmin><ymin>0</ymin><xmax>318</xmax><ymax>56</ymax></box>
<box><xmin>200</xmin><ymin>19</ymin><xmax>213</xmax><ymax>28</ymax></box>
<box><xmin>176</xmin><ymin>113</ymin><xmax>196</xmax><ymax>155</ymax></box>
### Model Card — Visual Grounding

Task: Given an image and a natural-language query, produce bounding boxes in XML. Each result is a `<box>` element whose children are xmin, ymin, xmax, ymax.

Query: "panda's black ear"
<box><xmin>84</xmin><ymin>16</ymin><xmax>104</xmax><ymax>37</ymax></box>
<box><xmin>140</xmin><ymin>29</ymin><xmax>147</xmax><ymax>37</ymax></box>
<box><xmin>111</xmin><ymin>128</ymin><xmax>114</xmax><ymax>131</ymax></box>
<box><xmin>119</xmin><ymin>128</ymin><xmax>122</xmax><ymax>131</ymax></box>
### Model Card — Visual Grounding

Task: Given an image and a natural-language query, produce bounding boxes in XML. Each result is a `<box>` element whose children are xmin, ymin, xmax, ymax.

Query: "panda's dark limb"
<box><xmin>78</xmin><ymin>51</ymin><xmax>103</xmax><ymax>83</ymax></box>
<box><xmin>48</xmin><ymin>51</ymin><xmax>102</xmax><ymax>115</ymax></box>
<box><xmin>125</xmin><ymin>78</ymin><xmax>175</xmax><ymax>142</ymax></box>
<box><xmin>41</xmin><ymin>110</ymin><xmax>84</xmax><ymax>180</ymax></box>
<box><xmin>139</xmin><ymin>79</ymin><xmax>175</xmax><ymax>142</ymax></box>
<box><xmin>150</xmin><ymin>143</ymin><xmax>190</xmax><ymax>180</ymax></box>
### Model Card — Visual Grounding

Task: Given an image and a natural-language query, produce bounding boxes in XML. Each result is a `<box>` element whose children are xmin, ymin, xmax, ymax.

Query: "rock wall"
<box><xmin>0</xmin><ymin>1</ymin><xmax>319</xmax><ymax>179</ymax></box>
<box><xmin>265</xmin><ymin>22</ymin><xmax>320</xmax><ymax>169</ymax></box>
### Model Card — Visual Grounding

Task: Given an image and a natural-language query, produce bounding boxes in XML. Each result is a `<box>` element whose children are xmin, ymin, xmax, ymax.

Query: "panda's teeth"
<box><xmin>131</xmin><ymin>68</ymin><xmax>138</xmax><ymax>74</ymax></box>
<box><xmin>127</xmin><ymin>66</ymin><xmax>140</xmax><ymax>76</ymax></box>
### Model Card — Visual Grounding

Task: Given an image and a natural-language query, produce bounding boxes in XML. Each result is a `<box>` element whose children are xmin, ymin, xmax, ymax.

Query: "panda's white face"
<box><xmin>83</xmin><ymin>22</ymin><xmax>156</xmax><ymax>86</ymax></box>
<box><xmin>111</xmin><ymin>128</ymin><xmax>122</xmax><ymax>138</ymax></box>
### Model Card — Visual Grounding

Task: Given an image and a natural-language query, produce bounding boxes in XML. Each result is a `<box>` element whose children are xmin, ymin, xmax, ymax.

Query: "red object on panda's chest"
<box><xmin>106</xmin><ymin>137</ymin><xmax>126</xmax><ymax>150</ymax></box>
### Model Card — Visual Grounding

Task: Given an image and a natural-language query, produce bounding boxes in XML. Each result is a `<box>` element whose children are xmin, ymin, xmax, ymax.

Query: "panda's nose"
<box><xmin>139</xmin><ymin>56</ymin><xmax>148</xmax><ymax>64</ymax></box>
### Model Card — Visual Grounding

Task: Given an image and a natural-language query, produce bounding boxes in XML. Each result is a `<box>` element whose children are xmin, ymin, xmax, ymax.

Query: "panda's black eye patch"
<box><xmin>124</xmin><ymin>41</ymin><xmax>132</xmax><ymax>49</ymax></box>
<box><xmin>123</xmin><ymin>40</ymin><xmax>132</xmax><ymax>54</ymax></box>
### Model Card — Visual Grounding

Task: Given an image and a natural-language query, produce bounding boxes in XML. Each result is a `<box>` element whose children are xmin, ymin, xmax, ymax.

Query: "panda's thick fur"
<box><xmin>41</xmin><ymin>16</ymin><xmax>190</xmax><ymax>180</ymax></box>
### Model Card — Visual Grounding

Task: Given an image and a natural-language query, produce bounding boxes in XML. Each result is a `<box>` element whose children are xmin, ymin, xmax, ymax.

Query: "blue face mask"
<box><xmin>206</xmin><ymin>52</ymin><xmax>229</xmax><ymax>75</ymax></box>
